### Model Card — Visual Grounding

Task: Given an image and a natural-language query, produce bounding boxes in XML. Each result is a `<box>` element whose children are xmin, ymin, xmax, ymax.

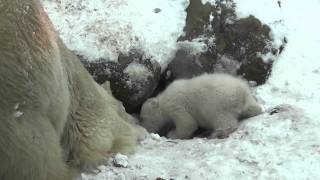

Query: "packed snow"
<box><xmin>42</xmin><ymin>0</ymin><xmax>320</xmax><ymax>179</ymax></box>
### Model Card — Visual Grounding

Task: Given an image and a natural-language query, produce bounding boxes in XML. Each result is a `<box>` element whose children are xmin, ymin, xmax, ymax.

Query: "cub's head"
<box><xmin>140</xmin><ymin>98</ymin><xmax>163</xmax><ymax>133</ymax></box>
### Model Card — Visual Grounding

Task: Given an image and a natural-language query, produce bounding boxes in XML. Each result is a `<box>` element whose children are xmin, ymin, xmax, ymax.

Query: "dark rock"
<box><xmin>164</xmin><ymin>0</ymin><xmax>286</xmax><ymax>90</ymax></box>
<box><xmin>157</xmin><ymin>44</ymin><xmax>218</xmax><ymax>90</ymax></box>
<box><xmin>277</xmin><ymin>0</ymin><xmax>282</xmax><ymax>8</ymax></box>
<box><xmin>166</xmin><ymin>48</ymin><xmax>208</xmax><ymax>80</ymax></box>
<box><xmin>217</xmin><ymin>15</ymin><xmax>275</xmax><ymax>84</ymax></box>
<box><xmin>279</xmin><ymin>37</ymin><xmax>287</xmax><ymax>54</ymax></box>
<box><xmin>178</xmin><ymin>0</ymin><xmax>214</xmax><ymax>40</ymax></box>
<box><xmin>156</xmin><ymin>178</ymin><xmax>166</xmax><ymax>180</ymax></box>
<box><xmin>154</xmin><ymin>8</ymin><xmax>161</xmax><ymax>13</ymax></box>
<box><xmin>78</xmin><ymin>50</ymin><xmax>161</xmax><ymax>113</ymax></box>
<box><xmin>112</xmin><ymin>49</ymin><xmax>161</xmax><ymax>113</ymax></box>
<box><xmin>78</xmin><ymin>55</ymin><xmax>122</xmax><ymax>84</ymax></box>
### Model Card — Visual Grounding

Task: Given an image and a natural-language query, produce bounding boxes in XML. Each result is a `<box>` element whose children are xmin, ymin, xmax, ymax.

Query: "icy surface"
<box><xmin>43</xmin><ymin>0</ymin><xmax>320</xmax><ymax>179</ymax></box>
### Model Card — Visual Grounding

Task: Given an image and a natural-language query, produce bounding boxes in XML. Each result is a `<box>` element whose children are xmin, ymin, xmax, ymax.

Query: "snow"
<box><xmin>124</xmin><ymin>62</ymin><xmax>152</xmax><ymax>88</ymax></box>
<box><xmin>42</xmin><ymin>0</ymin><xmax>320</xmax><ymax>179</ymax></box>
<box><xmin>123</xmin><ymin>62</ymin><xmax>153</xmax><ymax>99</ymax></box>
<box><xmin>13</xmin><ymin>103</ymin><xmax>23</xmax><ymax>118</ymax></box>
<box><xmin>213</xmin><ymin>55</ymin><xmax>240</xmax><ymax>75</ymax></box>
<box><xmin>42</xmin><ymin>0</ymin><xmax>188</xmax><ymax>67</ymax></box>
<box><xmin>176</xmin><ymin>38</ymin><xmax>208</xmax><ymax>55</ymax></box>
<box><xmin>14</xmin><ymin>111</ymin><xmax>23</xmax><ymax>118</ymax></box>
<box><xmin>112</xmin><ymin>154</ymin><xmax>129</xmax><ymax>168</ymax></box>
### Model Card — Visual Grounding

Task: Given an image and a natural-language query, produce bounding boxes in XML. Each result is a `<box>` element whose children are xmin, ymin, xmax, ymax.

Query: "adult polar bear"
<box><xmin>140</xmin><ymin>73</ymin><xmax>263</xmax><ymax>139</ymax></box>
<box><xmin>0</xmin><ymin>0</ymin><xmax>144</xmax><ymax>179</ymax></box>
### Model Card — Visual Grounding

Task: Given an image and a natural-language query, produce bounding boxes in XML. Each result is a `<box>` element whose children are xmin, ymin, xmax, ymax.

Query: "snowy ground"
<box><xmin>43</xmin><ymin>0</ymin><xmax>320</xmax><ymax>179</ymax></box>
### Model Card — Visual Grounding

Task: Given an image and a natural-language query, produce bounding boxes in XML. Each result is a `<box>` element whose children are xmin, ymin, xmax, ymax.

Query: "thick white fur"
<box><xmin>0</xmin><ymin>0</ymin><xmax>145</xmax><ymax>180</ymax></box>
<box><xmin>140</xmin><ymin>73</ymin><xmax>262</xmax><ymax>139</ymax></box>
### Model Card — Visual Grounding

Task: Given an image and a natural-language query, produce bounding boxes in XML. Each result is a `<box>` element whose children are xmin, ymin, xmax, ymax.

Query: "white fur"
<box><xmin>140</xmin><ymin>73</ymin><xmax>262</xmax><ymax>139</ymax></box>
<box><xmin>0</xmin><ymin>1</ymin><xmax>146</xmax><ymax>179</ymax></box>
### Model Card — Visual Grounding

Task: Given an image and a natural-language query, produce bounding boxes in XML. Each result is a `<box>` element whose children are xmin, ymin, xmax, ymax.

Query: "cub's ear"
<box><xmin>147</xmin><ymin>98</ymin><xmax>159</xmax><ymax>108</ymax></box>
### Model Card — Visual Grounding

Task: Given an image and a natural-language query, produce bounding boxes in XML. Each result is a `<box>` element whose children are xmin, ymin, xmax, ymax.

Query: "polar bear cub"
<box><xmin>140</xmin><ymin>73</ymin><xmax>262</xmax><ymax>139</ymax></box>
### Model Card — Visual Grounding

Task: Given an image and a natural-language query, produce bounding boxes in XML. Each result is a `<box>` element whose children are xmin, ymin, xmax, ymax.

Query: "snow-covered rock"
<box><xmin>113</xmin><ymin>154</ymin><xmax>129</xmax><ymax>168</ymax></box>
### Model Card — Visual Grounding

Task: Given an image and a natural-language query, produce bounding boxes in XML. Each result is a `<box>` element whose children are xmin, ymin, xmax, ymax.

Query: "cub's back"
<box><xmin>158</xmin><ymin>73</ymin><xmax>249</xmax><ymax>108</ymax></box>
<box><xmin>189</xmin><ymin>73</ymin><xmax>249</xmax><ymax>91</ymax></box>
